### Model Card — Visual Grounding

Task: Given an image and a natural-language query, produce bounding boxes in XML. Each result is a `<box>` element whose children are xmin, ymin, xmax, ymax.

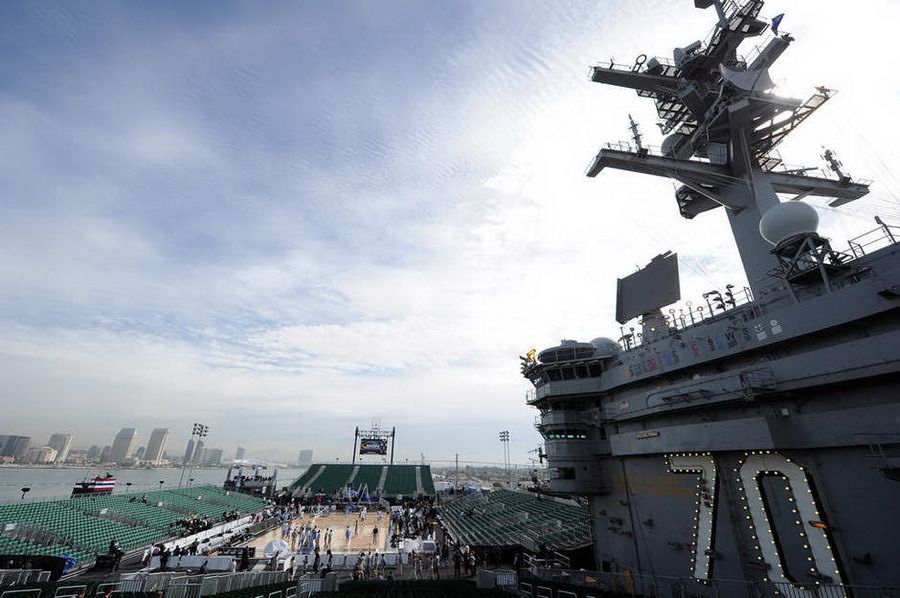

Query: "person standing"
<box><xmin>453</xmin><ymin>551</ymin><xmax>462</xmax><ymax>579</ymax></box>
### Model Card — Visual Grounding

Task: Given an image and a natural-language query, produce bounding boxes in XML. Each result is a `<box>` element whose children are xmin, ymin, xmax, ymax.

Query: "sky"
<box><xmin>1</xmin><ymin>0</ymin><xmax>899</xmax><ymax>465</ymax></box>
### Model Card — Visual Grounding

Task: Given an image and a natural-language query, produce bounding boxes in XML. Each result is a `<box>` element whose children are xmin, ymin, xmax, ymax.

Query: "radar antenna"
<box><xmin>628</xmin><ymin>114</ymin><xmax>647</xmax><ymax>156</ymax></box>
<box><xmin>822</xmin><ymin>147</ymin><xmax>850</xmax><ymax>184</ymax></box>
<box><xmin>586</xmin><ymin>0</ymin><xmax>870</xmax><ymax>297</ymax></box>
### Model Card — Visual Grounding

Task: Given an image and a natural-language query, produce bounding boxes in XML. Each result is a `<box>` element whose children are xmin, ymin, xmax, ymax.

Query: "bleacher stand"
<box><xmin>287</xmin><ymin>465</ymin><xmax>436</xmax><ymax>502</ymax></box>
<box><xmin>438</xmin><ymin>489</ymin><xmax>590</xmax><ymax>552</ymax></box>
<box><xmin>0</xmin><ymin>486</ymin><xmax>268</xmax><ymax>571</ymax></box>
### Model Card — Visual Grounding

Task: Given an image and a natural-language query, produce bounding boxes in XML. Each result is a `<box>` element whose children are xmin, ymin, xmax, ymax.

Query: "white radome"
<box><xmin>591</xmin><ymin>337</ymin><xmax>621</xmax><ymax>358</ymax></box>
<box><xmin>759</xmin><ymin>201</ymin><xmax>819</xmax><ymax>245</ymax></box>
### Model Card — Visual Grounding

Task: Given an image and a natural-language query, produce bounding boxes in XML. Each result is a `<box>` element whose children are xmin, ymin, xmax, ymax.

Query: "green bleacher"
<box><xmin>0</xmin><ymin>535</ymin><xmax>93</xmax><ymax>566</ymax></box>
<box><xmin>438</xmin><ymin>489</ymin><xmax>590</xmax><ymax>551</ymax></box>
<box><xmin>382</xmin><ymin>465</ymin><xmax>418</xmax><ymax>496</ymax></box>
<box><xmin>421</xmin><ymin>470</ymin><xmax>436</xmax><ymax>495</ymax></box>
<box><xmin>350</xmin><ymin>465</ymin><xmax>383</xmax><ymax>494</ymax></box>
<box><xmin>288</xmin><ymin>464</ymin><xmax>436</xmax><ymax>499</ymax></box>
<box><xmin>0</xmin><ymin>485</ymin><xmax>268</xmax><ymax>566</ymax></box>
<box><xmin>292</xmin><ymin>464</ymin><xmax>355</xmax><ymax>495</ymax></box>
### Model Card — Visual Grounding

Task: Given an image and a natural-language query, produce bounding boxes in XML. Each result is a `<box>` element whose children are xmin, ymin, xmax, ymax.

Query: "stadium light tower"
<box><xmin>179</xmin><ymin>422</ymin><xmax>209</xmax><ymax>489</ymax></box>
<box><xmin>499</xmin><ymin>430</ymin><xmax>510</xmax><ymax>485</ymax></box>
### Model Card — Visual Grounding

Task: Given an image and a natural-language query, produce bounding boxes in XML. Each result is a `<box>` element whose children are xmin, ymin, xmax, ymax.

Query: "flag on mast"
<box><xmin>771</xmin><ymin>13</ymin><xmax>784</xmax><ymax>34</ymax></box>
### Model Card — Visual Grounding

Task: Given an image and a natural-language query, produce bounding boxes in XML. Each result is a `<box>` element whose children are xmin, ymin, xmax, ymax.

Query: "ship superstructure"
<box><xmin>523</xmin><ymin>0</ymin><xmax>900</xmax><ymax>594</ymax></box>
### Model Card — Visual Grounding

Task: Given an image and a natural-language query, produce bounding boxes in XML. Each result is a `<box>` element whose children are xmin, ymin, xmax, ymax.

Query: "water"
<box><xmin>0</xmin><ymin>467</ymin><xmax>308</xmax><ymax>503</ymax></box>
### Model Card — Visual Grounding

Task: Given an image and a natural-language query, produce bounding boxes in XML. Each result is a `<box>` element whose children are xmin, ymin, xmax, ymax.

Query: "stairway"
<box><xmin>299</xmin><ymin>465</ymin><xmax>326</xmax><ymax>496</ymax></box>
<box><xmin>347</xmin><ymin>465</ymin><xmax>360</xmax><ymax>490</ymax></box>
<box><xmin>415</xmin><ymin>466</ymin><xmax>424</xmax><ymax>495</ymax></box>
<box><xmin>376</xmin><ymin>466</ymin><xmax>389</xmax><ymax>495</ymax></box>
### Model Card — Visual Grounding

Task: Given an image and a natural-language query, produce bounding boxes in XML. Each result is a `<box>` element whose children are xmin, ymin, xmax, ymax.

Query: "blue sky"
<box><xmin>2</xmin><ymin>0</ymin><xmax>898</xmax><ymax>464</ymax></box>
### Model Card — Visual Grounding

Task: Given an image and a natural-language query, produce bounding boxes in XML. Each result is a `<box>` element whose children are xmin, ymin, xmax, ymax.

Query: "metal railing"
<box><xmin>615</xmin><ymin>285</ymin><xmax>755</xmax><ymax>353</ymax></box>
<box><xmin>521</xmin><ymin>568</ymin><xmax>900</xmax><ymax>598</ymax></box>
<box><xmin>847</xmin><ymin>222</ymin><xmax>900</xmax><ymax>258</ymax></box>
<box><xmin>0</xmin><ymin>571</ymin><xmax>51</xmax><ymax>588</ymax></box>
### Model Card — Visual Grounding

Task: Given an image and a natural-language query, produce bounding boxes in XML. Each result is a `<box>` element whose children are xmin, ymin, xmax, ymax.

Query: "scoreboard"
<box><xmin>360</xmin><ymin>438</ymin><xmax>388</xmax><ymax>455</ymax></box>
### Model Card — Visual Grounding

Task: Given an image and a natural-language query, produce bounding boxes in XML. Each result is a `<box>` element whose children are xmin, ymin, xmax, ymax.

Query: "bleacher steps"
<box><xmin>299</xmin><ymin>465</ymin><xmax>326</xmax><ymax>495</ymax></box>
<box><xmin>376</xmin><ymin>466</ymin><xmax>389</xmax><ymax>495</ymax></box>
<box><xmin>347</xmin><ymin>465</ymin><xmax>360</xmax><ymax>490</ymax></box>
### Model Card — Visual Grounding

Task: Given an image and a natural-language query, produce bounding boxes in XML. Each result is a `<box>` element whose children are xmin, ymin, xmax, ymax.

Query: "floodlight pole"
<box><xmin>390</xmin><ymin>427</ymin><xmax>396</xmax><ymax>465</ymax></box>
<box><xmin>352</xmin><ymin>427</ymin><xmax>359</xmax><ymax>465</ymax></box>
<box><xmin>181</xmin><ymin>423</ymin><xmax>208</xmax><ymax>490</ymax></box>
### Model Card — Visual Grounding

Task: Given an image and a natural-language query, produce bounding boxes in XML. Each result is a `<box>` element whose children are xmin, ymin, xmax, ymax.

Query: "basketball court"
<box><xmin>244</xmin><ymin>509</ymin><xmax>394</xmax><ymax>555</ymax></box>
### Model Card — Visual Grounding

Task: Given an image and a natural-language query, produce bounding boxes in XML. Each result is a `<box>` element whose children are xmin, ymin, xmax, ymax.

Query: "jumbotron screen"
<box><xmin>359</xmin><ymin>438</ymin><xmax>388</xmax><ymax>455</ymax></box>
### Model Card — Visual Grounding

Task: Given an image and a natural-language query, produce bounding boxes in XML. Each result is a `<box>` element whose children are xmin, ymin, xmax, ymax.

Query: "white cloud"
<box><xmin>1</xmin><ymin>0</ymin><xmax>897</xmax><ymax>464</ymax></box>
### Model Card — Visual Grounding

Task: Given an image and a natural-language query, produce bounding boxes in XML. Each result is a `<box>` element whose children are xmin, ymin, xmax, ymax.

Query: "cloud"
<box><xmin>1</xmin><ymin>0</ymin><xmax>897</xmax><ymax>463</ymax></box>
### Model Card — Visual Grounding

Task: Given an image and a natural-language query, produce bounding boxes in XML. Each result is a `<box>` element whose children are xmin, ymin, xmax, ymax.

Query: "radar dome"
<box><xmin>759</xmin><ymin>201</ymin><xmax>819</xmax><ymax>245</ymax></box>
<box><xmin>591</xmin><ymin>337</ymin><xmax>621</xmax><ymax>358</ymax></box>
<box><xmin>661</xmin><ymin>133</ymin><xmax>686</xmax><ymax>157</ymax></box>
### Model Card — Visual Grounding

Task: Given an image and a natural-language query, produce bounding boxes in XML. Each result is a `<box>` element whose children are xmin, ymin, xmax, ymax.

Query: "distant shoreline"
<box><xmin>0</xmin><ymin>464</ymin><xmax>231</xmax><ymax>470</ymax></box>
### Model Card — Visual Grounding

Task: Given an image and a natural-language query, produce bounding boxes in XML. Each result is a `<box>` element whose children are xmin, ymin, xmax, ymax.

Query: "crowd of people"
<box><xmin>142</xmin><ymin>539</ymin><xmax>209</xmax><ymax>571</ymax></box>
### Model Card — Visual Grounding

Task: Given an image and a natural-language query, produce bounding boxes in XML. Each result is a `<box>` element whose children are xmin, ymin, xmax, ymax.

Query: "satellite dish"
<box><xmin>661</xmin><ymin>133</ymin><xmax>687</xmax><ymax>157</ymax></box>
<box><xmin>591</xmin><ymin>338</ymin><xmax>622</xmax><ymax>358</ymax></box>
<box><xmin>759</xmin><ymin>202</ymin><xmax>819</xmax><ymax>245</ymax></box>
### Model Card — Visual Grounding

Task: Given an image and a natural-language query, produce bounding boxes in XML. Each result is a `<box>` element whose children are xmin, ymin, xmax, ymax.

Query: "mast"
<box><xmin>586</xmin><ymin>0</ymin><xmax>869</xmax><ymax>297</ymax></box>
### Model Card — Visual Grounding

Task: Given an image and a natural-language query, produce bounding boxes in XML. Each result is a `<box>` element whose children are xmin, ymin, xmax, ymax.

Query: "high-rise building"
<box><xmin>297</xmin><ymin>449</ymin><xmax>313</xmax><ymax>467</ymax></box>
<box><xmin>0</xmin><ymin>436</ymin><xmax>31</xmax><ymax>461</ymax></box>
<box><xmin>98</xmin><ymin>445</ymin><xmax>112</xmax><ymax>462</ymax></box>
<box><xmin>133</xmin><ymin>446</ymin><xmax>145</xmax><ymax>460</ymax></box>
<box><xmin>86</xmin><ymin>445</ymin><xmax>100</xmax><ymax>461</ymax></box>
<box><xmin>235</xmin><ymin>446</ymin><xmax>246</xmax><ymax>460</ymax></box>
<box><xmin>202</xmin><ymin>448</ymin><xmax>223</xmax><ymax>466</ymax></box>
<box><xmin>109</xmin><ymin>428</ymin><xmax>136</xmax><ymax>464</ymax></box>
<box><xmin>192</xmin><ymin>440</ymin><xmax>205</xmax><ymax>464</ymax></box>
<box><xmin>183</xmin><ymin>438</ymin><xmax>196</xmax><ymax>465</ymax></box>
<box><xmin>23</xmin><ymin>446</ymin><xmax>57</xmax><ymax>464</ymax></box>
<box><xmin>46</xmin><ymin>433</ymin><xmax>74</xmax><ymax>464</ymax></box>
<box><xmin>144</xmin><ymin>428</ymin><xmax>170</xmax><ymax>465</ymax></box>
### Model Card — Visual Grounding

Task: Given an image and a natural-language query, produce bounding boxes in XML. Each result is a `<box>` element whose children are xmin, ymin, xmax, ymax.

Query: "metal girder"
<box><xmin>590</xmin><ymin>66</ymin><xmax>683</xmax><ymax>97</ymax></box>
<box><xmin>586</xmin><ymin>148</ymin><xmax>735</xmax><ymax>184</ymax></box>
<box><xmin>766</xmin><ymin>171</ymin><xmax>869</xmax><ymax>201</ymax></box>
<box><xmin>586</xmin><ymin>148</ymin><xmax>870</xmax><ymax>203</ymax></box>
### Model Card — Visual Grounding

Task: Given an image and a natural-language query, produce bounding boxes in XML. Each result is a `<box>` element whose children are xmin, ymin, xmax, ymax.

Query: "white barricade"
<box><xmin>163</xmin><ymin>516</ymin><xmax>253</xmax><ymax>553</ymax></box>
<box><xmin>147</xmin><ymin>556</ymin><xmax>234</xmax><ymax>572</ymax></box>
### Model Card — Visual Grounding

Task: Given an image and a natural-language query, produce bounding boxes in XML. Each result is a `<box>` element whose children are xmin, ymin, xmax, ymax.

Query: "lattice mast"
<box><xmin>586</xmin><ymin>0</ymin><xmax>870</xmax><ymax>297</ymax></box>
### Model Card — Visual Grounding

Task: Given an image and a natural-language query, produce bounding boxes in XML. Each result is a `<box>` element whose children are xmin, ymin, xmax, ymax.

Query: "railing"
<box><xmin>521</xmin><ymin>568</ymin><xmax>900</xmax><ymax>598</ymax></box>
<box><xmin>847</xmin><ymin>222</ymin><xmax>900</xmax><ymax>258</ymax></box>
<box><xmin>0</xmin><ymin>571</ymin><xmax>51</xmax><ymax>588</ymax></box>
<box><xmin>164</xmin><ymin>571</ymin><xmax>291</xmax><ymax>598</ymax></box>
<box><xmin>615</xmin><ymin>284</ymin><xmax>755</xmax><ymax>352</ymax></box>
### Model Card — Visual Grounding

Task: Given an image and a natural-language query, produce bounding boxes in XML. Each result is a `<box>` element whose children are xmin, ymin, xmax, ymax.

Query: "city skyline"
<box><xmin>1</xmin><ymin>1</ymin><xmax>898</xmax><ymax>463</ymax></box>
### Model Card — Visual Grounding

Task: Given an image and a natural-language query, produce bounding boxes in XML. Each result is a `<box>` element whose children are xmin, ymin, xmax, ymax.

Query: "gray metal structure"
<box><xmin>522</xmin><ymin>1</ymin><xmax>900</xmax><ymax>594</ymax></box>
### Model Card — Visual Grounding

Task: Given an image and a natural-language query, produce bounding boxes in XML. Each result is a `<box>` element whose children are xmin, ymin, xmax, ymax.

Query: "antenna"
<box><xmin>822</xmin><ymin>147</ymin><xmax>850</xmax><ymax>184</ymax></box>
<box><xmin>694</xmin><ymin>0</ymin><xmax>728</xmax><ymax>28</ymax></box>
<box><xmin>587</xmin><ymin>2</ymin><xmax>870</xmax><ymax>297</ymax></box>
<box><xmin>628</xmin><ymin>114</ymin><xmax>646</xmax><ymax>156</ymax></box>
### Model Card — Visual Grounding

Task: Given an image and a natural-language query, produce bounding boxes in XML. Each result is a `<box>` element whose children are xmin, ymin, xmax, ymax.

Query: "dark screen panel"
<box><xmin>615</xmin><ymin>252</ymin><xmax>680</xmax><ymax>323</ymax></box>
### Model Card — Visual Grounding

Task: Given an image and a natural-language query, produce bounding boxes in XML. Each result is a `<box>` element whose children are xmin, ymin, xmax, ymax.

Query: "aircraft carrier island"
<box><xmin>522</xmin><ymin>0</ymin><xmax>900</xmax><ymax>594</ymax></box>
